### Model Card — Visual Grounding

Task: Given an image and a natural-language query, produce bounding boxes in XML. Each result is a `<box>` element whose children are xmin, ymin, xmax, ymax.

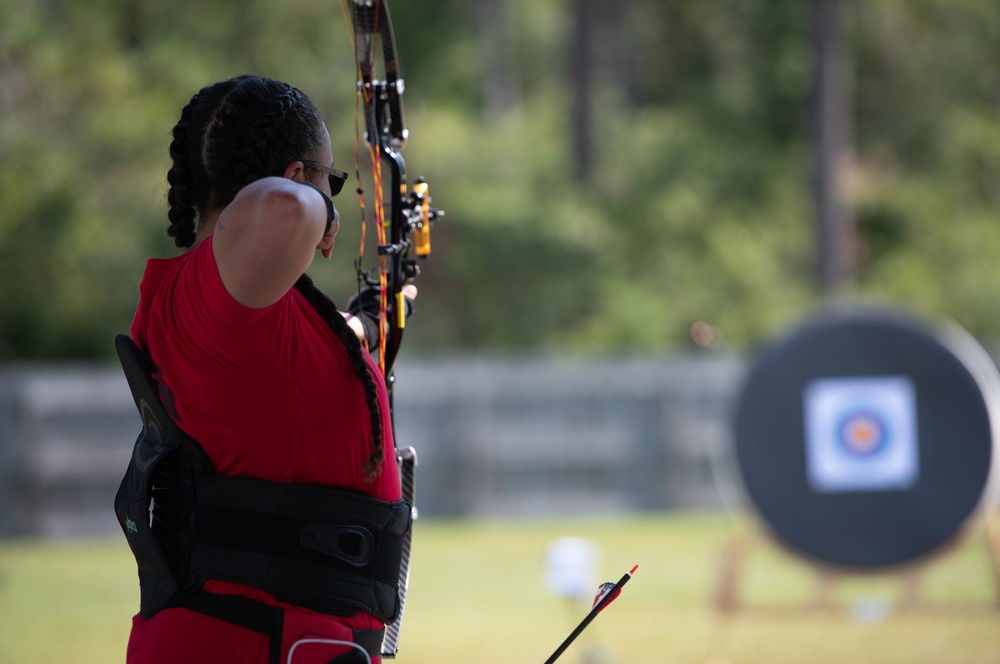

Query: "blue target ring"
<box><xmin>835</xmin><ymin>409</ymin><xmax>889</xmax><ymax>458</ymax></box>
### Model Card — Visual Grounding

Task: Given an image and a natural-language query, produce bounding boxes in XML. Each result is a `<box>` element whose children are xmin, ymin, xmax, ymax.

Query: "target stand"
<box><xmin>713</xmin><ymin>517</ymin><xmax>1000</xmax><ymax>617</ymax></box>
<box><xmin>715</xmin><ymin>307</ymin><xmax>1000</xmax><ymax>616</ymax></box>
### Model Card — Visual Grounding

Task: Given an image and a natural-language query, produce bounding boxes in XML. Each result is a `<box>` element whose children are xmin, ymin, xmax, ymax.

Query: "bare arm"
<box><xmin>211</xmin><ymin>175</ymin><xmax>333</xmax><ymax>309</ymax></box>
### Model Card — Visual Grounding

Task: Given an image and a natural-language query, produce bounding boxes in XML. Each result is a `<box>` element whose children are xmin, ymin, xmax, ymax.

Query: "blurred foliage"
<box><xmin>1</xmin><ymin>0</ymin><xmax>999</xmax><ymax>359</ymax></box>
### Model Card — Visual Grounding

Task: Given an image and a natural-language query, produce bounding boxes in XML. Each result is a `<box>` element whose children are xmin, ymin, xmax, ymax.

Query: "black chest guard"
<box><xmin>113</xmin><ymin>334</ymin><xmax>411</xmax><ymax>623</ymax></box>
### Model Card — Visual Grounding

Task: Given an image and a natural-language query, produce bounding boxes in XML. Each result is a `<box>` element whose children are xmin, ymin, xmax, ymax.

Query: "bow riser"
<box><xmin>378</xmin><ymin>142</ymin><xmax>408</xmax><ymax>376</ymax></box>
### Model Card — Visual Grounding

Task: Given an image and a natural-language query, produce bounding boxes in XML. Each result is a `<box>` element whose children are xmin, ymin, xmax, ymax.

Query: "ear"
<box><xmin>283</xmin><ymin>160</ymin><xmax>308</xmax><ymax>182</ymax></box>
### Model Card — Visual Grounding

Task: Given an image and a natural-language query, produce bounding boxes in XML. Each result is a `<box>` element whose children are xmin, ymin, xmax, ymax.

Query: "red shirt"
<box><xmin>126</xmin><ymin>236</ymin><xmax>399</xmax><ymax>663</ymax></box>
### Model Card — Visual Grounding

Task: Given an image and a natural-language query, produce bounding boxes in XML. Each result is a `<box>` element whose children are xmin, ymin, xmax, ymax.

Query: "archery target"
<box><xmin>733</xmin><ymin>308</ymin><xmax>1000</xmax><ymax>570</ymax></box>
<box><xmin>803</xmin><ymin>376</ymin><xmax>919</xmax><ymax>493</ymax></box>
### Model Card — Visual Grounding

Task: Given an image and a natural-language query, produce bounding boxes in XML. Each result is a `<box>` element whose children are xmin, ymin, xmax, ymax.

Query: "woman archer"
<box><xmin>119</xmin><ymin>74</ymin><xmax>411</xmax><ymax>664</ymax></box>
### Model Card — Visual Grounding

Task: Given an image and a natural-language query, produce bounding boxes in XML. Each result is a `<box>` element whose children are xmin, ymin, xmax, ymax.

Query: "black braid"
<box><xmin>295</xmin><ymin>274</ymin><xmax>386</xmax><ymax>480</ymax></box>
<box><xmin>230</xmin><ymin>86</ymin><xmax>299</xmax><ymax>195</ymax></box>
<box><xmin>166</xmin><ymin>94</ymin><xmax>202</xmax><ymax>248</ymax></box>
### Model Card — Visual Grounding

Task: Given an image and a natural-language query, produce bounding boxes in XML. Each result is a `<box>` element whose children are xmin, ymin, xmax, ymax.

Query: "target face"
<box><xmin>804</xmin><ymin>376</ymin><xmax>919</xmax><ymax>493</ymax></box>
<box><xmin>733</xmin><ymin>309</ymin><xmax>999</xmax><ymax>570</ymax></box>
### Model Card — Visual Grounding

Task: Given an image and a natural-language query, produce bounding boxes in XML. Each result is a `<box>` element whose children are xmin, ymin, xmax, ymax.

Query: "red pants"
<box><xmin>127</xmin><ymin>585</ymin><xmax>382</xmax><ymax>664</ymax></box>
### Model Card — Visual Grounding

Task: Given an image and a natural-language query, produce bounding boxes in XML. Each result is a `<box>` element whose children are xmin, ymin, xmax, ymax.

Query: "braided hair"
<box><xmin>165</xmin><ymin>75</ymin><xmax>385</xmax><ymax>480</ymax></box>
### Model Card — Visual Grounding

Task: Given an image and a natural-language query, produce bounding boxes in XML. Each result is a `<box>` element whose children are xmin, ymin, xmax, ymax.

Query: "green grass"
<box><xmin>0</xmin><ymin>513</ymin><xmax>998</xmax><ymax>663</ymax></box>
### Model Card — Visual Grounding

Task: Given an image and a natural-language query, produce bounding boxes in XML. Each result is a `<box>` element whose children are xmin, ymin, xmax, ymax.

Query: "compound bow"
<box><xmin>344</xmin><ymin>0</ymin><xmax>441</xmax><ymax>384</ymax></box>
<box><xmin>342</xmin><ymin>0</ymin><xmax>441</xmax><ymax>658</ymax></box>
<box><xmin>339</xmin><ymin>11</ymin><xmax>641</xmax><ymax>663</ymax></box>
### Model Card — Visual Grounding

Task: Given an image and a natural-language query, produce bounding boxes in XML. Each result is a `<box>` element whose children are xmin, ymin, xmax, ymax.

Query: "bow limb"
<box><xmin>346</xmin><ymin>0</ymin><xmax>410</xmax><ymax>382</ymax></box>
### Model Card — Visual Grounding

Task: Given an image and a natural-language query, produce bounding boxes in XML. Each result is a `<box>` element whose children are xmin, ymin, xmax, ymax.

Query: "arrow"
<box><xmin>543</xmin><ymin>564</ymin><xmax>638</xmax><ymax>664</ymax></box>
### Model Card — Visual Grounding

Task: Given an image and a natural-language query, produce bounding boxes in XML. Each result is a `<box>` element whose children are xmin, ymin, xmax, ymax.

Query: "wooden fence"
<box><xmin>0</xmin><ymin>353</ymin><xmax>746</xmax><ymax>537</ymax></box>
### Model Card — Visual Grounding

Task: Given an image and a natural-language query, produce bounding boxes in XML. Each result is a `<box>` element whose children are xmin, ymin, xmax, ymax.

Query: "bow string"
<box><xmin>341</xmin><ymin>1</ymin><xmax>440</xmax><ymax>658</ymax></box>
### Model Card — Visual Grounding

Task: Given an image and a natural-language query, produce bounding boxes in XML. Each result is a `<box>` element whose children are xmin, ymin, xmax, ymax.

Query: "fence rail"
<box><xmin>0</xmin><ymin>353</ymin><xmax>748</xmax><ymax>538</ymax></box>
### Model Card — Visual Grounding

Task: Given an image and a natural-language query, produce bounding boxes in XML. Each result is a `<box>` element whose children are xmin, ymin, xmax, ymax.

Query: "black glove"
<box><xmin>346</xmin><ymin>287</ymin><xmax>415</xmax><ymax>350</ymax></box>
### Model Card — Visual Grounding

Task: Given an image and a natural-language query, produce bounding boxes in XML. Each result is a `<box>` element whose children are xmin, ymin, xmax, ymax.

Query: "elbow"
<box><xmin>260</xmin><ymin>183</ymin><xmax>323</xmax><ymax>239</ymax></box>
<box><xmin>265</xmin><ymin>185</ymin><xmax>309</xmax><ymax>222</ymax></box>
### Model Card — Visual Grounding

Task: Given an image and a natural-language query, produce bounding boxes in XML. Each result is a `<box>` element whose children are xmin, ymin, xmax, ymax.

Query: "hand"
<box><xmin>343</xmin><ymin>312</ymin><xmax>365</xmax><ymax>339</ymax></box>
<box><xmin>344</xmin><ymin>285</ymin><xmax>418</xmax><ymax>346</ymax></box>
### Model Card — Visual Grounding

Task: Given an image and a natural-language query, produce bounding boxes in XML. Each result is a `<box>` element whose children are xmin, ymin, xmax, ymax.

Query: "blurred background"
<box><xmin>1</xmin><ymin>0</ymin><xmax>999</xmax><ymax>662</ymax></box>
<box><xmin>2</xmin><ymin>0</ymin><xmax>1000</xmax><ymax>360</ymax></box>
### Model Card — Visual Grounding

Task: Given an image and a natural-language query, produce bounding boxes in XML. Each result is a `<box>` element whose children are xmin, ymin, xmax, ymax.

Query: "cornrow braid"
<box><xmin>230</xmin><ymin>85</ymin><xmax>300</xmax><ymax>195</ymax></box>
<box><xmin>166</xmin><ymin>94</ymin><xmax>202</xmax><ymax>249</ymax></box>
<box><xmin>294</xmin><ymin>274</ymin><xmax>386</xmax><ymax>480</ymax></box>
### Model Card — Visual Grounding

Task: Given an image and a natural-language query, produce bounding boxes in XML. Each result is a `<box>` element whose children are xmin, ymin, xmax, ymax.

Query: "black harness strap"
<box><xmin>350</xmin><ymin>629</ymin><xmax>388</xmax><ymax>662</ymax></box>
<box><xmin>184</xmin><ymin>473</ymin><xmax>409</xmax><ymax>622</ymax></box>
<box><xmin>181</xmin><ymin>593</ymin><xmax>284</xmax><ymax>664</ymax></box>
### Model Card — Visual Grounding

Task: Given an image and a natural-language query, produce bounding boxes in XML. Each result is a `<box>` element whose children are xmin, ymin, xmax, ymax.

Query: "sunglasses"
<box><xmin>302</xmin><ymin>161</ymin><xmax>349</xmax><ymax>196</ymax></box>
